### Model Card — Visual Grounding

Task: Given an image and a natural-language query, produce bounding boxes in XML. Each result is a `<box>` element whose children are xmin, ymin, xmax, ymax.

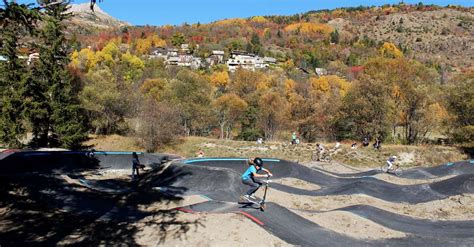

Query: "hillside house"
<box><xmin>149</xmin><ymin>47</ymin><xmax>167</xmax><ymax>59</ymax></box>
<box><xmin>166</xmin><ymin>56</ymin><xmax>179</xmax><ymax>66</ymax></box>
<box><xmin>206</xmin><ymin>50</ymin><xmax>225</xmax><ymax>66</ymax></box>
<box><xmin>226</xmin><ymin>51</ymin><xmax>275</xmax><ymax>72</ymax></box>
<box><xmin>149</xmin><ymin>48</ymin><xmax>275</xmax><ymax>71</ymax></box>
<box><xmin>315</xmin><ymin>68</ymin><xmax>328</xmax><ymax>76</ymax></box>
<box><xmin>264</xmin><ymin>57</ymin><xmax>277</xmax><ymax>65</ymax></box>
<box><xmin>181</xmin><ymin>44</ymin><xmax>190</xmax><ymax>54</ymax></box>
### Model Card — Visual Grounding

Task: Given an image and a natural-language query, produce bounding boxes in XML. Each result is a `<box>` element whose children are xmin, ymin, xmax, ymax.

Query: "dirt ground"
<box><xmin>294</xmin><ymin>210</ymin><xmax>406</xmax><ymax>240</ymax></box>
<box><xmin>134</xmin><ymin>212</ymin><xmax>290</xmax><ymax>246</ymax></box>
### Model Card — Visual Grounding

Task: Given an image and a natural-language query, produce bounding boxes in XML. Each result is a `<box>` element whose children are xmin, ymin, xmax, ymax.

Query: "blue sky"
<box><xmin>16</xmin><ymin>0</ymin><xmax>474</xmax><ymax>26</ymax></box>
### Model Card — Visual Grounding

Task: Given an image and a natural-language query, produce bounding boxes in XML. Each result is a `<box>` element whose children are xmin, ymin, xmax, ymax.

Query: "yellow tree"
<box><xmin>213</xmin><ymin>94</ymin><xmax>248</xmax><ymax>139</ymax></box>
<box><xmin>210</xmin><ymin>70</ymin><xmax>230</xmax><ymax>92</ymax></box>
<box><xmin>417</xmin><ymin>102</ymin><xmax>449</xmax><ymax>142</ymax></box>
<box><xmin>230</xmin><ymin>69</ymin><xmax>261</xmax><ymax>102</ymax></box>
<box><xmin>284</xmin><ymin>79</ymin><xmax>296</xmax><ymax>98</ymax></box>
<box><xmin>284</xmin><ymin>22</ymin><xmax>333</xmax><ymax>37</ymax></box>
<box><xmin>150</xmin><ymin>34</ymin><xmax>167</xmax><ymax>47</ymax></box>
<box><xmin>258</xmin><ymin>91</ymin><xmax>290</xmax><ymax>140</ymax></box>
<box><xmin>135</xmin><ymin>38</ymin><xmax>153</xmax><ymax>56</ymax></box>
<box><xmin>379</xmin><ymin>42</ymin><xmax>403</xmax><ymax>58</ymax></box>
<box><xmin>120</xmin><ymin>52</ymin><xmax>145</xmax><ymax>84</ymax></box>
<box><xmin>310</xmin><ymin>75</ymin><xmax>350</xmax><ymax>97</ymax></box>
<box><xmin>70</xmin><ymin>47</ymin><xmax>97</xmax><ymax>72</ymax></box>
<box><xmin>140</xmin><ymin>78</ymin><xmax>168</xmax><ymax>102</ymax></box>
<box><xmin>250</xmin><ymin>16</ymin><xmax>267</xmax><ymax>23</ymax></box>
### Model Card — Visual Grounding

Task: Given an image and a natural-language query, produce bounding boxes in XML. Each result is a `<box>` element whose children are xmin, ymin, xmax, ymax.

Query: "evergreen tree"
<box><xmin>26</xmin><ymin>0</ymin><xmax>88</xmax><ymax>149</ymax></box>
<box><xmin>330</xmin><ymin>29</ymin><xmax>340</xmax><ymax>44</ymax></box>
<box><xmin>0</xmin><ymin>1</ymin><xmax>39</xmax><ymax>148</ymax></box>
<box><xmin>246</xmin><ymin>33</ymin><xmax>263</xmax><ymax>55</ymax></box>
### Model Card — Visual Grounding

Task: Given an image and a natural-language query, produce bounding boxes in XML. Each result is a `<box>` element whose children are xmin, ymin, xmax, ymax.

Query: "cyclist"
<box><xmin>315</xmin><ymin>143</ymin><xmax>326</xmax><ymax>161</ymax></box>
<box><xmin>386</xmin><ymin>155</ymin><xmax>397</xmax><ymax>171</ymax></box>
<box><xmin>241</xmin><ymin>157</ymin><xmax>273</xmax><ymax>201</ymax></box>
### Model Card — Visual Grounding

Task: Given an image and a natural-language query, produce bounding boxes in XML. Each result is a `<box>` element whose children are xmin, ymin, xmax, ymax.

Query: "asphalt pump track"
<box><xmin>1</xmin><ymin>152</ymin><xmax>474</xmax><ymax>246</ymax></box>
<box><xmin>172</xmin><ymin>158</ymin><xmax>474</xmax><ymax>246</ymax></box>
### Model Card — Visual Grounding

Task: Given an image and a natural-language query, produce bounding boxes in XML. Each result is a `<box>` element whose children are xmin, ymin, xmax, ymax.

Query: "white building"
<box><xmin>191</xmin><ymin>57</ymin><xmax>202</xmax><ymax>70</ymax></box>
<box><xmin>206</xmin><ymin>50</ymin><xmax>225</xmax><ymax>66</ymax></box>
<box><xmin>181</xmin><ymin>44</ymin><xmax>190</xmax><ymax>53</ymax></box>
<box><xmin>263</xmin><ymin>57</ymin><xmax>277</xmax><ymax>65</ymax></box>
<box><xmin>149</xmin><ymin>48</ymin><xmax>275</xmax><ymax>72</ymax></box>
<box><xmin>315</xmin><ymin>68</ymin><xmax>328</xmax><ymax>76</ymax></box>
<box><xmin>226</xmin><ymin>51</ymin><xmax>276</xmax><ymax>72</ymax></box>
<box><xmin>166</xmin><ymin>56</ymin><xmax>179</xmax><ymax>66</ymax></box>
<box><xmin>149</xmin><ymin>48</ymin><xmax>167</xmax><ymax>59</ymax></box>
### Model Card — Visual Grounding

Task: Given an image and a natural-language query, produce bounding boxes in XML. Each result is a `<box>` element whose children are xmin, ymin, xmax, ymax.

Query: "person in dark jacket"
<box><xmin>132</xmin><ymin>152</ymin><xmax>142</xmax><ymax>180</ymax></box>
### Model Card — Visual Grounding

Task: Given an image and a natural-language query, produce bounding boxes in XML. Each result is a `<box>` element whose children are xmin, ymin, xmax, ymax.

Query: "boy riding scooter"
<box><xmin>241</xmin><ymin>157</ymin><xmax>273</xmax><ymax>201</ymax></box>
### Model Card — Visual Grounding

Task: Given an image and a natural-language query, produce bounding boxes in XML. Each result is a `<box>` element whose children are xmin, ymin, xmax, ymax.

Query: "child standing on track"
<box><xmin>131</xmin><ymin>152</ymin><xmax>142</xmax><ymax>180</ymax></box>
<box><xmin>241</xmin><ymin>157</ymin><xmax>273</xmax><ymax>201</ymax></box>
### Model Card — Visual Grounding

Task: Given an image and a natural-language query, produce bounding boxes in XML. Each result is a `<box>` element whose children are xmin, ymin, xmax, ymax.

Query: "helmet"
<box><xmin>253</xmin><ymin>157</ymin><xmax>264</xmax><ymax>167</ymax></box>
<box><xmin>391</xmin><ymin>156</ymin><xmax>397</xmax><ymax>159</ymax></box>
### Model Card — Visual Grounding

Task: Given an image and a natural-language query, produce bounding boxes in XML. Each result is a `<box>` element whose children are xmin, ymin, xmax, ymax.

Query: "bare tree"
<box><xmin>137</xmin><ymin>100</ymin><xmax>181</xmax><ymax>152</ymax></box>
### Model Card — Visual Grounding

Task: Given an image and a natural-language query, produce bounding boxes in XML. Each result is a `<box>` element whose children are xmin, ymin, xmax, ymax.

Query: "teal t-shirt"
<box><xmin>242</xmin><ymin>165</ymin><xmax>257</xmax><ymax>180</ymax></box>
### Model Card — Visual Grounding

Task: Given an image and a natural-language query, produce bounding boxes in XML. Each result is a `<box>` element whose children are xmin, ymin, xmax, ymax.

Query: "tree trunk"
<box><xmin>220</xmin><ymin>122</ymin><xmax>225</xmax><ymax>139</ymax></box>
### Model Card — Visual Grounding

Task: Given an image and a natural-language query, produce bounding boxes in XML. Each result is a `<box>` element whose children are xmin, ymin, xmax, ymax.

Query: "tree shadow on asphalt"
<box><xmin>0</xmin><ymin>157</ymin><xmax>202</xmax><ymax>246</ymax></box>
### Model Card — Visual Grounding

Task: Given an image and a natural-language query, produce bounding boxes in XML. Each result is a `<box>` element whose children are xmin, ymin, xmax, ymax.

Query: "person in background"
<box><xmin>351</xmin><ymin>142</ymin><xmax>357</xmax><ymax>149</ymax></box>
<box><xmin>291</xmin><ymin>132</ymin><xmax>297</xmax><ymax>145</ymax></box>
<box><xmin>132</xmin><ymin>152</ymin><xmax>142</xmax><ymax>180</ymax></box>
<box><xmin>373</xmin><ymin>137</ymin><xmax>382</xmax><ymax>150</ymax></box>
<box><xmin>362</xmin><ymin>137</ymin><xmax>369</xmax><ymax>147</ymax></box>
<box><xmin>315</xmin><ymin>143</ymin><xmax>326</xmax><ymax>161</ymax></box>
<box><xmin>196</xmin><ymin>149</ymin><xmax>205</xmax><ymax>158</ymax></box>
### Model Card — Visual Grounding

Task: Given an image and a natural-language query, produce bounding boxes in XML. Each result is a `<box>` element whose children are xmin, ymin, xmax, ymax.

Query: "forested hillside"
<box><xmin>1</xmin><ymin>2</ymin><xmax>473</xmax><ymax>151</ymax></box>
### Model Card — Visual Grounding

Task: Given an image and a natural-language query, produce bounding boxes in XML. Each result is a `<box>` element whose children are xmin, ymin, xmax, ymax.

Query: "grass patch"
<box><xmin>84</xmin><ymin>134</ymin><xmax>144</xmax><ymax>152</ymax></box>
<box><xmin>84</xmin><ymin>135</ymin><xmax>469</xmax><ymax>168</ymax></box>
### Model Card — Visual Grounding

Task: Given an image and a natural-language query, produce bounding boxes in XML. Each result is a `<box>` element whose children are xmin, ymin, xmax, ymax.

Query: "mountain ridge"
<box><xmin>68</xmin><ymin>3</ymin><xmax>129</xmax><ymax>32</ymax></box>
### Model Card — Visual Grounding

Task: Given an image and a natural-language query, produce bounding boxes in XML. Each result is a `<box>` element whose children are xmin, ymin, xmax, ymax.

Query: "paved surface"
<box><xmin>175</xmin><ymin>158</ymin><xmax>474</xmax><ymax>246</ymax></box>
<box><xmin>0</xmin><ymin>150</ymin><xmax>180</xmax><ymax>172</ymax></box>
<box><xmin>1</xmin><ymin>153</ymin><xmax>474</xmax><ymax>246</ymax></box>
<box><xmin>310</xmin><ymin>160</ymin><xmax>474</xmax><ymax>179</ymax></box>
<box><xmin>181</xmin><ymin>159</ymin><xmax>474</xmax><ymax>203</ymax></box>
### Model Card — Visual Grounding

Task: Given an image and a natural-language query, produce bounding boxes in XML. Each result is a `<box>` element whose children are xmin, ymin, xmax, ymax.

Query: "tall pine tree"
<box><xmin>26</xmin><ymin>0</ymin><xmax>88</xmax><ymax>149</ymax></box>
<box><xmin>0</xmin><ymin>1</ymin><xmax>39</xmax><ymax>148</ymax></box>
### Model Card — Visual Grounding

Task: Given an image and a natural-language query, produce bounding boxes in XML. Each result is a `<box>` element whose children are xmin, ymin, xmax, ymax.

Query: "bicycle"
<box><xmin>381</xmin><ymin>163</ymin><xmax>402</xmax><ymax>176</ymax></box>
<box><xmin>311</xmin><ymin>151</ymin><xmax>332</xmax><ymax>163</ymax></box>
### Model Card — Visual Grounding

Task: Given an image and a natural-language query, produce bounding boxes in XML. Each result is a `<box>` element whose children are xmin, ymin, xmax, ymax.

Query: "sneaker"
<box><xmin>242</xmin><ymin>195</ymin><xmax>250</xmax><ymax>200</ymax></box>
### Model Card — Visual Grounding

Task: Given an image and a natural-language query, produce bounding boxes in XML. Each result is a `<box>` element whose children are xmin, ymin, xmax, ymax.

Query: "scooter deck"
<box><xmin>238</xmin><ymin>196</ymin><xmax>262</xmax><ymax>206</ymax></box>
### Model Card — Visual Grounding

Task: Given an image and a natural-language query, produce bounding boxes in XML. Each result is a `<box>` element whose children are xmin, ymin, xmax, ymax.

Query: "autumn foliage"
<box><xmin>2</xmin><ymin>2</ymin><xmax>472</xmax><ymax>150</ymax></box>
